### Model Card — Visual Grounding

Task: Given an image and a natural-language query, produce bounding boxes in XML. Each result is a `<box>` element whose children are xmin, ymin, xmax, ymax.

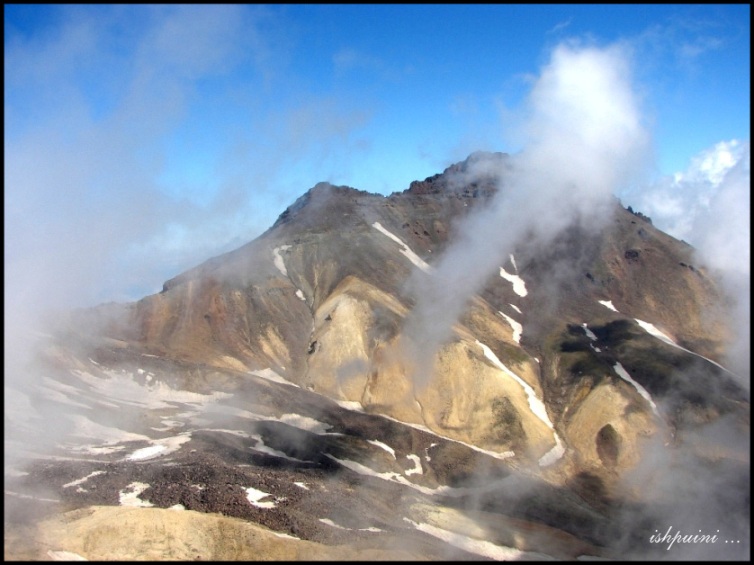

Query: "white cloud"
<box><xmin>632</xmin><ymin>139</ymin><xmax>749</xmax><ymax>265</ymax></box>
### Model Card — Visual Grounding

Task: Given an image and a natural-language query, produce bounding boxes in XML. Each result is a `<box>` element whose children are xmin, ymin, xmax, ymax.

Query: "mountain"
<box><xmin>5</xmin><ymin>152</ymin><xmax>749</xmax><ymax>560</ymax></box>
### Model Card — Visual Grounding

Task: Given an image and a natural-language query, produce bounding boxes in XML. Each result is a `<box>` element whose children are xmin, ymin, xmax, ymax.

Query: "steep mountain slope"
<box><xmin>5</xmin><ymin>152</ymin><xmax>749</xmax><ymax>560</ymax></box>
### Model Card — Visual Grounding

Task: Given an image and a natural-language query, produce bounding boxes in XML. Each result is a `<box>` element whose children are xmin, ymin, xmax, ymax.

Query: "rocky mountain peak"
<box><xmin>272</xmin><ymin>181</ymin><xmax>371</xmax><ymax>229</ymax></box>
<box><xmin>405</xmin><ymin>150</ymin><xmax>509</xmax><ymax>198</ymax></box>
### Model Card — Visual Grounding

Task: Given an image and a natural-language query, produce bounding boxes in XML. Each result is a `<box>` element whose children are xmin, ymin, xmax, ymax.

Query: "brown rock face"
<box><xmin>98</xmin><ymin>153</ymin><xmax>741</xmax><ymax>470</ymax></box>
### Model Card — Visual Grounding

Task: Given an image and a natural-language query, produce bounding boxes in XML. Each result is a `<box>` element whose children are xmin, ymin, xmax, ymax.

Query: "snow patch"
<box><xmin>372</xmin><ymin>222</ymin><xmax>431</xmax><ymax>272</ymax></box>
<box><xmin>582</xmin><ymin>323</ymin><xmax>598</xmax><ymax>341</ymax></box>
<box><xmin>613</xmin><ymin>362</ymin><xmax>659</xmax><ymax>416</ymax></box>
<box><xmin>634</xmin><ymin>319</ymin><xmax>676</xmax><ymax>346</ymax></box>
<box><xmin>249</xmin><ymin>368</ymin><xmax>299</xmax><ymax>388</ymax></box>
<box><xmin>295</xmin><ymin>289</ymin><xmax>306</xmax><ymax>301</ymax></box>
<box><xmin>598</xmin><ymin>299</ymin><xmax>618</xmax><ymax>312</ymax></box>
<box><xmin>374</xmin><ymin>413</ymin><xmax>514</xmax><ymax>461</ymax></box>
<box><xmin>294</xmin><ymin>482</ymin><xmax>309</xmax><ymax>490</ymax></box>
<box><xmin>538</xmin><ymin>435</ymin><xmax>566</xmax><ymax>468</ymax></box>
<box><xmin>245</xmin><ymin>486</ymin><xmax>277</xmax><ymax>509</ymax></box>
<box><xmin>509</xmin><ymin>303</ymin><xmax>522</xmax><ymax>315</ymax></box>
<box><xmin>47</xmin><ymin>551</ymin><xmax>87</xmax><ymax>561</ymax></box>
<box><xmin>126</xmin><ymin>445</ymin><xmax>166</xmax><ymax>461</ymax></box>
<box><xmin>499</xmin><ymin>311</ymin><xmax>523</xmax><ymax>344</ymax></box>
<box><xmin>335</xmin><ymin>399</ymin><xmax>364</xmax><ymax>411</ymax></box>
<box><xmin>119</xmin><ymin>482</ymin><xmax>153</xmax><ymax>507</ymax></box>
<box><xmin>405</xmin><ymin>454</ymin><xmax>423</xmax><ymax>476</ymax></box>
<box><xmin>367</xmin><ymin>439</ymin><xmax>396</xmax><ymax>459</ymax></box>
<box><xmin>250</xmin><ymin>434</ymin><xmax>309</xmax><ymax>462</ymax></box>
<box><xmin>150</xmin><ymin>419</ymin><xmax>185</xmax><ymax>432</ymax></box>
<box><xmin>325</xmin><ymin>455</ymin><xmax>511</xmax><ymax>497</ymax></box>
<box><xmin>319</xmin><ymin>518</ymin><xmax>381</xmax><ymax>532</ymax></box>
<box><xmin>125</xmin><ymin>434</ymin><xmax>192</xmax><ymax>461</ymax></box>
<box><xmin>499</xmin><ymin>266</ymin><xmax>528</xmax><ymax>297</ymax></box>
<box><xmin>63</xmin><ymin>470</ymin><xmax>105</xmax><ymax>489</ymax></box>
<box><xmin>403</xmin><ymin>518</ymin><xmax>552</xmax><ymax>561</ymax></box>
<box><xmin>280</xmin><ymin>413</ymin><xmax>332</xmax><ymax>434</ymax></box>
<box><xmin>634</xmin><ymin>319</ymin><xmax>733</xmax><ymax>374</ymax></box>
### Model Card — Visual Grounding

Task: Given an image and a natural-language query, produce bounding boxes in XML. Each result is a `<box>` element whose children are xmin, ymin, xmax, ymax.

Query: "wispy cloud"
<box><xmin>546</xmin><ymin>18</ymin><xmax>572</xmax><ymax>35</ymax></box>
<box><xmin>5</xmin><ymin>5</ymin><xmax>370</xmax><ymax>312</ymax></box>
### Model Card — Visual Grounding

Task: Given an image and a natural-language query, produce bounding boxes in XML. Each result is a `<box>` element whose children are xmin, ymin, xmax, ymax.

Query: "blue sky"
<box><xmin>4</xmin><ymin>4</ymin><xmax>750</xmax><ymax>309</ymax></box>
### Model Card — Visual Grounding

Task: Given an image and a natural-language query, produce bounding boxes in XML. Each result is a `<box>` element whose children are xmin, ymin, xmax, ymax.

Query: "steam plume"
<box><xmin>403</xmin><ymin>41</ymin><xmax>650</xmax><ymax>384</ymax></box>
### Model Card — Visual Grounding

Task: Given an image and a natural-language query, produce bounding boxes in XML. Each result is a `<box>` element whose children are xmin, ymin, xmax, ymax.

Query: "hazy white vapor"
<box><xmin>630</xmin><ymin>139</ymin><xmax>750</xmax><ymax>380</ymax></box>
<box><xmin>633</xmin><ymin>140</ymin><xmax>749</xmax><ymax>256</ymax></box>
<box><xmin>402</xmin><ymin>41</ymin><xmax>650</xmax><ymax>384</ymax></box>
<box><xmin>5</xmin><ymin>5</ymin><xmax>370</xmax><ymax>313</ymax></box>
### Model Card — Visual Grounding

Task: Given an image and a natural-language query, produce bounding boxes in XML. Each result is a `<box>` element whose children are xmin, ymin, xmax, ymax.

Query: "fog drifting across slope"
<box><xmin>629</xmin><ymin>141</ymin><xmax>751</xmax><ymax>385</ymax></box>
<box><xmin>401</xmin><ymin>40</ymin><xmax>651</xmax><ymax>386</ymax></box>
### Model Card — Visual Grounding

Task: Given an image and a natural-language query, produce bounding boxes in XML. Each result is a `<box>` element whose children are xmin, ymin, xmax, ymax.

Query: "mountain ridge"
<box><xmin>6</xmin><ymin>150</ymin><xmax>749</xmax><ymax>560</ymax></box>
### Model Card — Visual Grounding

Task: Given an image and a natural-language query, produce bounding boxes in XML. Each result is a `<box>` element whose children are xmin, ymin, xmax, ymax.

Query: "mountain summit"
<box><xmin>6</xmin><ymin>152</ymin><xmax>749</xmax><ymax>560</ymax></box>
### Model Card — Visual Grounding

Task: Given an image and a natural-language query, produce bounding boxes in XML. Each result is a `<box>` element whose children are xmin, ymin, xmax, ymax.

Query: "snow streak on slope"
<box><xmin>249</xmin><ymin>434</ymin><xmax>310</xmax><ymax>462</ymax></box>
<box><xmin>499</xmin><ymin>311</ymin><xmax>523</xmax><ymax>344</ymax></box>
<box><xmin>249</xmin><ymin>368</ymin><xmax>300</xmax><ymax>388</ymax></box>
<box><xmin>583</xmin><ymin>323</ymin><xmax>601</xmax><ymax>352</ymax></box>
<box><xmin>475</xmin><ymin>341</ymin><xmax>564</xmax><ymax>466</ymax></box>
<box><xmin>613</xmin><ymin>362</ymin><xmax>659</xmax><ymax>416</ymax></box>
<box><xmin>598</xmin><ymin>300</ymin><xmax>732</xmax><ymax>374</ymax></box>
<box><xmin>371</xmin><ymin>222</ymin><xmax>431</xmax><ymax>272</ymax></box>
<box><xmin>499</xmin><ymin>266</ymin><xmax>528</xmax><ymax>297</ymax></box>
<box><xmin>125</xmin><ymin>434</ymin><xmax>192</xmax><ymax>461</ymax></box>
<box><xmin>634</xmin><ymin>318</ymin><xmax>733</xmax><ymax>374</ymax></box>
<box><xmin>324</xmin><ymin>454</ymin><xmax>511</xmax><ymax>498</ymax></box>
<box><xmin>371</xmin><ymin>413</ymin><xmax>514</xmax><ymax>461</ymax></box>
<box><xmin>367</xmin><ymin>439</ymin><xmax>396</xmax><ymax>458</ymax></box>
<box><xmin>402</xmin><ymin>518</ymin><xmax>553</xmax><ymax>560</ymax></box>
<box><xmin>47</xmin><ymin>551</ymin><xmax>87</xmax><ymax>561</ymax></box>
<box><xmin>63</xmin><ymin>470</ymin><xmax>106</xmax><ymax>489</ymax></box>
<box><xmin>582</xmin><ymin>323</ymin><xmax>597</xmax><ymax>341</ymax></box>
<box><xmin>319</xmin><ymin>518</ymin><xmax>382</xmax><ymax>532</ymax></box>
